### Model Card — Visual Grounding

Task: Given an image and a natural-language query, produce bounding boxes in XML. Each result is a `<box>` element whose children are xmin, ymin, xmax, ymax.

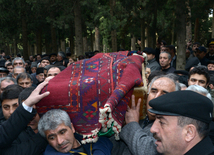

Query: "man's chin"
<box><xmin>58</xmin><ymin>144</ymin><xmax>72</xmax><ymax>153</ymax></box>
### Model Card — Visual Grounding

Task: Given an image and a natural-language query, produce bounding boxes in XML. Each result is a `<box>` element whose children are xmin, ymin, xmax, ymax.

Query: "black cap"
<box><xmin>49</xmin><ymin>53</ymin><xmax>57</xmax><ymax>57</ymax></box>
<box><xmin>148</xmin><ymin>91</ymin><xmax>213</xmax><ymax>124</ymax></box>
<box><xmin>208</xmin><ymin>60</ymin><xmax>214</xmax><ymax>65</ymax></box>
<box><xmin>174</xmin><ymin>70</ymin><xmax>189</xmax><ymax>76</ymax></box>
<box><xmin>143</xmin><ymin>47</ymin><xmax>155</xmax><ymax>55</ymax></box>
<box><xmin>193</xmin><ymin>42</ymin><xmax>201</xmax><ymax>46</ymax></box>
<box><xmin>185</xmin><ymin>57</ymin><xmax>200</xmax><ymax>71</ymax></box>
<box><xmin>196</xmin><ymin>46</ymin><xmax>207</xmax><ymax>53</ymax></box>
<box><xmin>0</xmin><ymin>67</ymin><xmax>9</xmax><ymax>73</ymax></box>
<box><xmin>36</xmin><ymin>67</ymin><xmax>44</xmax><ymax>75</ymax></box>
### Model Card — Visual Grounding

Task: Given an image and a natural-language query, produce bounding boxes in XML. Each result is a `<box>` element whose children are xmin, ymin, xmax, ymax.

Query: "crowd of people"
<box><xmin>0</xmin><ymin>38</ymin><xmax>214</xmax><ymax>155</ymax></box>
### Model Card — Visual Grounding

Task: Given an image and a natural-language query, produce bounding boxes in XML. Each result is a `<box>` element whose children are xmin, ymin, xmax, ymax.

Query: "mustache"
<box><xmin>57</xmin><ymin>141</ymin><xmax>68</xmax><ymax>148</ymax></box>
<box><xmin>153</xmin><ymin>133</ymin><xmax>161</xmax><ymax>141</ymax></box>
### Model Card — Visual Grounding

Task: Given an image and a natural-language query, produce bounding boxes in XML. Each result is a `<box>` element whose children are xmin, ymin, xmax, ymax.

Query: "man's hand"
<box><xmin>125</xmin><ymin>95</ymin><xmax>141</xmax><ymax>124</ymax></box>
<box><xmin>24</xmin><ymin>81</ymin><xmax>50</xmax><ymax>107</ymax></box>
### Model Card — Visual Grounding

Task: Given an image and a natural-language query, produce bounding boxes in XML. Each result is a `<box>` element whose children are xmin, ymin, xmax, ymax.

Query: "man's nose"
<box><xmin>150</xmin><ymin>119</ymin><xmax>158</xmax><ymax>133</ymax></box>
<box><xmin>57</xmin><ymin>136</ymin><xmax>64</xmax><ymax>145</ymax></box>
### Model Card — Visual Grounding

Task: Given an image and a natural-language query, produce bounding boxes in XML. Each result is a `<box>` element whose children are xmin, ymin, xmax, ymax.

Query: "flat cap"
<box><xmin>36</xmin><ymin>67</ymin><xmax>44</xmax><ymax>75</ymax></box>
<box><xmin>174</xmin><ymin>70</ymin><xmax>189</xmax><ymax>76</ymax></box>
<box><xmin>196</xmin><ymin>46</ymin><xmax>207</xmax><ymax>53</ymax></box>
<box><xmin>0</xmin><ymin>67</ymin><xmax>9</xmax><ymax>73</ymax></box>
<box><xmin>185</xmin><ymin>57</ymin><xmax>200</xmax><ymax>71</ymax></box>
<box><xmin>148</xmin><ymin>90</ymin><xmax>213</xmax><ymax>124</ymax></box>
<box><xmin>143</xmin><ymin>47</ymin><xmax>156</xmax><ymax>55</ymax></box>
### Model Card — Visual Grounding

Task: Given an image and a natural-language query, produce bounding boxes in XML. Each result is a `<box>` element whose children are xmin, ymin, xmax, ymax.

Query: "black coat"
<box><xmin>184</xmin><ymin>136</ymin><xmax>214</xmax><ymax>155</ymax></box>
<box><xmin>0</xmin><ymin>104</ymin><xmax>47</xmax><ymax>155</ymax></box>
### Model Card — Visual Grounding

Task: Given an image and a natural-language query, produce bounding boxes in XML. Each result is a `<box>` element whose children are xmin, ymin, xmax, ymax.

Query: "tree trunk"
<box><xmin>95</xmin><ymin>27</ymin><xmax>100</xmax><ymax>51</ymax></box>
<box><xmin>186</xmin><ymin>0</ymin><xmax>192</xmax><ymax>41</ymax></box>
<box><xmin>212</xmin><ymin>2</ymin><xmax>214</xmax><ymax>38</ymax></box>
<box><xmin>13</xmin><ymin>38</ymin><xmax>17</xmax><ymax>56</ymax></box>
<box><xmin>176</xmin><ymin>0</ymin><xmax>186</xmax><ymax>70</ymax></box>
<box><xmin>171</xmin><ymin>12</ymin><xmax>175</xmax><ymax>45</ymax></box>
<box><xmin>74</xmin><ymin>0</ymin><xmax>83</xmax><ymax>55</ymax></box>
<box><xmin>60</xmin><ymin>40</ymin><xmax>65</xmax><ymax>52</ymax></box>
<box><xmin>111</xmin><ymin>30</ymin><xmax>117</xmax><ymax>52</ymax></box>
<box><xmin>131</xmin><ymin>35</ymin><xmax>136</xmax><ymax>51</ymax></box>
<box><xmin>36</xmin><ymin>29</ymin><xmax>42</xmax><ymax>54</ymax></box>
<box><xmin>141</xmin><ymin>18</ymin><xmax>145</xmax><ymax>50</ymax></box>
<box><xmin>110</xmin><ymin>0</ymin><xmax>117</xmax><ymax>52</ymax></box>
<box><xmin>148</xmin><ymin>0</ymin><xmax>157</xmax><ymax>48</ymax></box>
<box><xmin>145</xmin><ymin>26</ymin><xmax>148</xmax><ymax>47</ymax></box>
<box><xmin>51</xmin><ymin>24</ymin><xmax>57</xmax><ymax>53</ymax></box>
<box><xmin>22</xmin><ymin>17</ymin><xmax>28</xmax><ymax>60</ymax></box>
<box><xmin>83</xmin><ymin>37</ymin><xmax>88</xmax><ymax>52</ymax></box>
<box><xmin>194</xmin><ymin>18</ymin><xmax>199</xmax><ymax>42</ymax></box>
<box><xmin>69</xmin><ymin>22</ymin><xmax>75</xmax><ymax>54</ymax></box>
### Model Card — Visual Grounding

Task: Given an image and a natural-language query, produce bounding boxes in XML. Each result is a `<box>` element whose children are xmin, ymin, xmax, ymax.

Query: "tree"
<box><xmin>176</xmin><ymin>0</ymin><xmax>186</xmax><ymax>70</ymax></box>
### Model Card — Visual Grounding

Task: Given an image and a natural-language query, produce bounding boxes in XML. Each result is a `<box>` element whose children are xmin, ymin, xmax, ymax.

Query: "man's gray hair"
<box><xmin>160</xmin><ymin>51</ymin><xmax>171</xmax><ymax>60</ymax></box>
<box><xmin>12</xmin><ymin>66</ymin><xmax>26</xmax><ymax>74</ymax></box>
<box><xmin>179</xmin><ymin>83</ymin><xmax>187</xmax><ymax>89</ymax></box>
<box><xmin>0</xmin><ymin>77</ymin><xmax>16</xmax><ymax>86</ymax></box>
<box><xmin>58</xmin><ymin>51</ymin><xmax>66</xmax><ymax>59</ymax></box>
<box><xmin>12</xmin><ymin>57</ymin><xmax>25</xmax><ymax>66</ymax></box>
<box><xmin>38</xmin><ymin>109</ymin><xmax>72</xmax><ymax>138</ymax></box>
<box><xmin>148</xmin><ymin>73</ymin><xmax>181</xmax><ymax>94</ymax></box>
<box><xmin>186</xmin><ymin>85</ymin><xmax>212</xmax><ymax>100</ymax></box>
<box><xmin>177</xmin><ymin>116</ymin><xmax>209</xmax><ymax>138</ymax></box>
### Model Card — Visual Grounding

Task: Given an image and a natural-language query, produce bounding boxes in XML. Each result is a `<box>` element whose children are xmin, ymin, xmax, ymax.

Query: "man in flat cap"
<box><xmin>149</xmin><ymin>90</ymin><xmax>214</xmax><ymax>155</ymax></box>
<box><xmin>206</xmin><ymin>39</ymin><xmax>214</xmax><ymax>60</ymax></box>
<box><xmin>196</xmin><ymin>46</ymin><xmax>209</xmax><ymax>66</ymax></box>
<box><xmin>144</xmin><ymin>47</ymin><xmax>160</xmax><ymax>72</ymax></box>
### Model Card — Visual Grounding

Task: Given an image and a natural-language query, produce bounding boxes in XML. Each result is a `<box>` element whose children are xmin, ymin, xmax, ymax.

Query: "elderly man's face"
<box><xmin>159</xmin><ymin>53</ymin><xmax>171</xmax><ymax>68</ymax></box>
<box><xmin>0</xmin><ymin>80</ymin><xmax>14</xmax><ymax>94</ymax></box>
<box><xmin>13</xmin><ymin>60</ymin><xmax>24</xmax><ymax>67</ymax></box>
<box><xmin>45</xmin><ymin>123</ymin><xmax>79</xmax><ymax>153</ymax></box>
<box><xmin>18</xmin><ymin>78</ymin><xmax>33</xmax><ymax>88</ymax></box>
<box><xmin>150</xmin><ymin>115</ymin><xmax>185</xmax><ymax>154</ymax></box>
<box><xmin>36</xmin><ymin>73</ymin><xmax>45</xmax><ymax>82</ymax></box>
<box><xmin>47</xmin><ymin>67</ymin><xmax>61</xmax><ymax>77</ymax></box>
<box><xmin>147</xmin><ymin>77</ymin><xmax>176</xmax><ymax>120</ymax></box>
<box><xmin>13</xmin><ymin>67</ymin><xmax>25</xmax><ymax>79</ymax></box>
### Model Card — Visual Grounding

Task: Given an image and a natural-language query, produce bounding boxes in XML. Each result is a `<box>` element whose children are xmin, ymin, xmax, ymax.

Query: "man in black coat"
<box><xmin>0</xmin><ymin>81</ymin><xmax>50</xmax><ymax>155</ymax></box>
<box><xmin>149</xmin><ymin>91</ymin><xmax>214</xmax><ymax>155</ymax></box>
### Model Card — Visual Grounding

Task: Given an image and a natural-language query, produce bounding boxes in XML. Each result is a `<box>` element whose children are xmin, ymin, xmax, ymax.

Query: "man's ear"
<box><xmin>183</xmin><ymin>124</ymin><xmax>197</xmax><ymax>142</ymax></box>
<box><xmin>71</xmin><ymin>123</ymin><xmax>75</xmax><ymax>133</ymax></box>
<box><xmin>209</xmin><ymin>84</ymin><xmax>214</xmax><ymax>89</ymax></box>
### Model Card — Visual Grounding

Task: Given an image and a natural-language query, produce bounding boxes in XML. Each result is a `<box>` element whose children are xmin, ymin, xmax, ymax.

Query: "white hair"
<box><xmin>186</xmin><ymin>85</ymin><xmax>212</xmax><ymax>100</ymax></box>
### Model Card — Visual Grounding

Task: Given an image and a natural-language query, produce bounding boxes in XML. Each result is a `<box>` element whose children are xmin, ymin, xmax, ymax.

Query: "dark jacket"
<box><xmin>184</xmin><ymin>136</ymin><xmax>214</xmax><ymax>155</ymax></box>
<box><xmin>0</xmin><ymin>104</ymin><xmax>48</xmax><ymax>155</ymax></box>
<box><xmin>110</xmin><ymin>117</ymin><xmax>160</xmax><ymax>155</ymax></box>
<box><xmin>162</xmin><ymin>66</ymin><xmax>176</xmax><ymax>74</ymax></box>
<box><xmin>147</xmin><ymin>58</ymin><xmax>161</xmax><ymax>72</ymax></box>
<box><xmin>44</xmin><ymin>135</ymin><xmax>112</xmax><ymax>155</ymax></box>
